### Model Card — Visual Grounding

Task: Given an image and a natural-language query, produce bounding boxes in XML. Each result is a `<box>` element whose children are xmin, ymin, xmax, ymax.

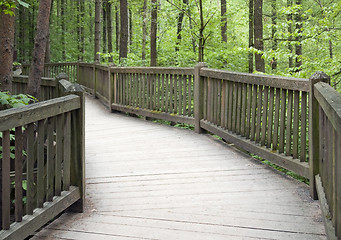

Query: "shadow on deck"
<box><xmin>31</xmin><ymin>95</ymin><xmax>326</xmax><ymax>240</ymax></box>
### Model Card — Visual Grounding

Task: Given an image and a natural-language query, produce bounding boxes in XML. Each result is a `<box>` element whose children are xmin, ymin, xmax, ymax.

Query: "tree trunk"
<box><xmin>0</xmin><ymin>7</ymin><xmax>15</xmax><ymax>93</ymax></box>
<box><xmin>254</xmin><ymin>0</ymin><xmax>265</xmax><ymax>72</ymax></box>
<box><xmin>271</xmin><ymin>0</ymin><xmax>277</xmax><ymax>70</ymax></box>
<box><xmin>94</xmin><ymin>0</ymin><xmax>101</xmax><ymax>62</ymax></box>
<box><xmin>287</xmin><ymin>0</ymin><xmax>293</xmax><ymax>70</ymax></box>
<box><xmin>102</xmin><ymin>0</ymin><xmax>107</xmax><ymax>53</ymax></box>
<box><xmin>77</xmin><ymin>0</ymin><xmax>85</xmax><ymax>61</ymax></box>
<box><xmin>175</xmin><ymin>0</ymin><xmax>187</xmax><ymax>52</ymax></box>
<box><xmin>129</xmin><ymin>9</ymin><xmax>132</xmax><ymax>46</ymax></box>
<box><xmin>115</xmin><ymin>5</ymin><xmax>119</xmax><ymax>52</ymax></box>
<box><xmin>106</xmin><ymin>1</ymin><xmax>113</xmax><ymax>62</ymax></box>
<box><xmin>142</xmin><ymin>0</ymin><xmax>147</xmax><ymax>63</ymax></box>
<box><xmin>119</xmin><ymin>0</ymin><xmax>128</xmax><ymax>61</ymax></box>
<box><xmin>27</xmin><ymin>0</ymin><xmax>52</xmax><ymax>99</ymax></box>
<box><xmin>221</xmin><ymin>0</ymin><xmax>227</xmax><ymax>43</ymax></box>
<box><xmin>198</xmin><ymin>0</ymin><xmax>204</xmax><ymax>62</ymax></box>
<box><xmin>294</xmin><ymin>0</ymin><xmax>302</xmax><ymax>71</ymax></box>
<box><xmin>61</xmin><ymin>0</ymin><xmax>66</xmax><ymax>60</ymax></box>
<box><xmin>150</xmin><ymin>0</ymin><xmax>158</xmax><ymax>66</ymax></box>
<box><xmin>248</xmin><ymin>0</ymin><xmax>253</xmax><ymax>73</ymax></box>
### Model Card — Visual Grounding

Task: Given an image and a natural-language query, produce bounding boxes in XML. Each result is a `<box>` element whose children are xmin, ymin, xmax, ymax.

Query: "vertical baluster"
<box><xmin>26</xmin><ymin>123</ymin><xmax>35</xmax><ymax>215</ymax></box>
<box><xmin>300</xmin><ymin>92</ymin><xmax>307</xmax><ymax>162</ymax></box>
<box><xmin>255</xmin><ymin>85</ymin><xmax>263</xmax><ymax>143</ymax></box>
<box><xmin>279</xmin><ymin>89</ymin><xmax>287</xmax><ymax>153</ymax></box>
<box><xmin>236</xmin><ymin>83</ymin><xmax>242</xmax><ymax>134</ymax></box>
<box><xmin>203</xmin><ymin>77</ymin><xmax>208</xmax><ymax>120</ymax></box>
<box><xmin>217</xmin><ymin>79</ymin><xmax>222</xmax><ymax>126</ymax></box>
<box><xmin>2</xmin><ymin>130</ymin><xmax>10</xmax><ymax>229</ymax></box>
<box><xmin>188</xmin><ymin>75</ymin><xmax>192</xmax><ymax>117</ymax></box>
<box><xmin>55</xmin><ymin>114</ymin><xmax>63</xmax><ymax>196</ymax></box>
<box><xmin>250</xmin><ymin>84</ymin><xmax>257</xmax><ymax>141</ymax></box>
<box><xmin>292</xmin><ymin>90</ymin><xmax>300</xmax><ymax>159</ymax></box>
<box><xmin>245</xmin><ymin>84</ymin><xmax>252</xmax><ymax>139</ymax></box>
<box><xmin>178</xmin><ymin>75</ymin><xmax>182</xmax><ymax>115</ymax></box>
<box><xmin>165</xmin><ymin>74</ymin><xmax>169</xmax><ymax>113</ymax></box>
<box><xmin>221</xmin><ymin>81</ymin><xmax>226</xmax><ymax>129</ymax></box>
<box><xmin>261</xmin><ymin>86</ymin><xmax>269</xmax><ymax>146</ymax></box>
<box><xmin>63</xmin><ymin>112</ymin><xmax>71</xmax><ymax>190</ymax></box>
<box><xmin>161</xmin><ymin>74</ymin><xmax>165</xmax><ymax>112</ymax></box>
<box><xmin>37</xmin><ymin>120</ymin><xmax>45</xmax><ymax>208</ymax></box>
<box><xmin>267</xmin><ymin>87</ymin><xmax>275</xmax><ymax>148</ymax></box>
<box><xmin>15</xmin><ymin>127</ymin><xmax>23</xmax><ymax>221</ymax></box>
<box><xmin>228</xmin><ymin>81</ymin><xmax>233</xmax><ymax>130</ymax></box>
<box><xmin>272</xmin><ymin>88</ymin><xmax>281</xmax><ymax>150</ymax></box>
<box><xmin>173</xmin><ymin>75</ymin><xmax>178</xmax><ymax>114</ymax></box>
<box><xmin>232</xmin><ymin>82</ymin><xmax>238</xmax><ymax>132</ymax></box>
<box><xmin>241</xmin><ymin>83</ymin><xmax>247</xmax><ymax>136</ymax></box>
<box><xmin>286</xmin><ymin>90</ymin><xmax>293</xmax><ymax>156</ymax></box>
<box><xmin>182</xmin><ymin>75</ymin><xmax>187</xmax><ymax>116</ymax></box>
<box><xmin>47</xmin><ymin>117</ymin><xmax>55</xmax><ymax>201</ymax></box>
<box><xmin>158</xmin><ymin>74</ymin><xmax>161</xmax><ymax>111</ymax></box>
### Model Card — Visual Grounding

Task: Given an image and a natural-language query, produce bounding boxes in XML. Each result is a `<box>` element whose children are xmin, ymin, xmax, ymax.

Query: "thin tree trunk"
<box><xmin>115</xmin><ymin>5</ymin><xmax>119</xmax><ymax>52</ymax></box>
<box><xmin>271</xmin><ymin>0</ymin><xmax>277</xmax><ymax>70</ymax></box>
<box><xmin>198</xmin><ymin>0</ymin><xmax>204</xmax><ymax>62</ymax></box>
<box><xmin>102</xmin><ymin>0</ymin><xmax>107</xmax><ymax>53</ymax></box>
<box><xmin>0</xmin><ymin>7</ymin><xmax>15</xmax><ymax>93</ymax></box>
<box><xmin>150</xmin><ymin>0</ymin><xmax>158</xmax><ymax>66</ymax></box>
<box><xmin>95</xmin><ymin>0</ymin><xmax>101</xmax><ymax>62</ymax></box>
<box><xmin>107</xmin><ymin>1</ymin><xmax>113</xmax><ymax>62</ymax></box>
<box><xmin>61</xmin><ymin>0</ymin><xmax>66</xmax><ymax>60</ymax></box>
<box><xmin>248</xmin><ymin>0</ymin><xmax>254</xmax><ymax>73</ymax></box>
<box><xmin>287</xmin><ymin>0</ymin><xmax>293</xmax><ymax>70</ymax></box>
<box><xmin>175</xmin><ymin>0</ymin><xmax>187</xmax><ymax>52</ymax></box>
<box><xmin>27</xmin><ymin>0</ymin><xmax>52</xmax><ymax>99</ymax></box>
<box><xmin>295</xmin><ymin>0</ymin><xmax>302</xmax><ymax>71</ymax></box>
<box><xmin>119</xmin><ymin>0</ymin><xmax>128</xmax><ymax>61</ymax></box>
<box><xmin>142</xmin><ymin>0</ymin><xmax>147</xmax><ymax>63</ymax></box>
<box><xmin>129</xmin><ymin>9</ymin><xmax>132</xmax><ymax>46</ymax></box>
<box><xmin>254</xmin><ymin>0</ymin><xmax>265</xmax><ymax>72</ymax></box>
<box><xmin>221</xmin><ymin>0</ymin><xmax>227</xmax><ymax>43</ymax></box>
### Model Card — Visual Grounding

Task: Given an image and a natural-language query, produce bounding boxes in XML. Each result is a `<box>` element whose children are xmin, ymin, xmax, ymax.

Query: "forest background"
<box><xmin>5</xmin><ymin>0</ymin><xmax>341</xmax><ymax>91</ymax></box>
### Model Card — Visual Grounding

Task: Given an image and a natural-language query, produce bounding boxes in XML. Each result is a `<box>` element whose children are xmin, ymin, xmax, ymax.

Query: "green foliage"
<box><xmin>0</xmin><ymin>0</ymin><xmax>29</xmax><ymax>15</ymax></box>
<box><xmin>0</xmin><ymin>91</ymin><xmax>36</xmax><ymax>109</ymax></box>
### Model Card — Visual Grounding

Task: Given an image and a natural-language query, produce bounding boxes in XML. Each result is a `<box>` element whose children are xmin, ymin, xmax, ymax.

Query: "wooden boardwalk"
<box><xmin>32</xmin><ymin>95</ymin><xmax>326</xmax><ymax>240</ymax></box>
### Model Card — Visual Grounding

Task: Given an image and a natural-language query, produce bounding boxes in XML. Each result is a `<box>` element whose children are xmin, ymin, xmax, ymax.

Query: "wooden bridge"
<box><xmin>0</xmin><ymin>63</ymin><xmax>340</xmax><ymax>239</ymax></box>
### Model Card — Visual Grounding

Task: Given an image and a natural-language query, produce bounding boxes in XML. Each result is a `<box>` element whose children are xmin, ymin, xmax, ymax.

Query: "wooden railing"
<box><xmin>29</xmin><ymin>62</ymin><xmax>341</xmax><ymax>239</ymax></box>
<box><xmin>0</xmin><ymin>74</ymin><xmax>85</xmax><ymax>240</ymax></box>
<box><xmin>22</xmin><ymin>62</ymin><xmax>78</xmax><ymax>83</ymax></box>
<box><xmin>311</xmin><ymin>78</ymin><xmax>341</xmax><ymax>240</ymax></box>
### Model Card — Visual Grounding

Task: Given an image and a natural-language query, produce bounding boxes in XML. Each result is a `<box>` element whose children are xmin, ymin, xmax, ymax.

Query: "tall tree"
<box><xmin>150</xmin><ymin>0</ymin><xmax>158</xmax><ymax>66</ymax></box>
<box><xmin>142</xmin><ymin>0</ymin><xmax>147</xmax><ymax>63</ymax></box>
<box><xmin>271</xmin><ymin>0</ymin><xmax>277</xmax><ymax>70</ymax></box>
<box><xmin>294</xmin><ymin>0</ymin><xmax>302</xmax><ymax>71</ymax></box>
<box><xmin>287</xmin><ymin>0</ymin><xmax>293</xmax><ymax>70</ymax></box>
<box><xmin>0</xmin><ymin>5</ymin><xmax>15</xmax><ymax>93</ymax></box>
<box><xmin>119</xmin><ymin>0</ymin><xmax>128</xmax><ymax>61</ymax></box>
<box><xmin>248</xmin><ymin>0</ymin><xmax>254</xmax><ymax>73</ymax></box>
<box><xmin>106</xmin><ymin>0</ymin><xmax>113</xmax><ymax>62</ymax></box>
<box><xmin>115</xmin><ymin>4</ymin><xmax>119</xmax><ymax>52</ymax></box>
<box><xmin>27</xmin><ymin>0</ymin><xmax>52</xmax><ymax>99</ymax></box>
<box><xmin>175</xmin><ymin>0</ymin><xmax>187</xmax><ymax>52</ymax></box>
<box><xmin>254</xmin><ymin>0</ymin><xmax>265</xmax><ymax>72</ymax></box>
<box><xmin>61</xmin><ymin>0</ymin><xmax>66</xmax><ymax>60</ymax></box>
<box><xmin>94</xmin><ymin>0</ymin><xmax>101</xmax><ymax>62</ymax></box>
<box><xmin>102</xmin><ymin>0</ymin><xmax>107</xmax><ymax>53</ymax></box>
<box><xmin>221</xmin><ymin>0</ymin><xmax>227</xmax><ymax>43</ymax></box>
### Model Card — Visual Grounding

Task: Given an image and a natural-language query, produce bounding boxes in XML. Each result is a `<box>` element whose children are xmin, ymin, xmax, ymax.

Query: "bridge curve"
<box><xmin>32</xmin><ymin>95</ymin><xmax>326</xmax><ymax>240</ymax></box>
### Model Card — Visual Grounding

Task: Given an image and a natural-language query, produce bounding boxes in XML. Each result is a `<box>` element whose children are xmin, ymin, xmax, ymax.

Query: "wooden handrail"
<box><xmin>0</xmin><ymin>74</ymin><xmax>85</xmax><ymax>239</ymax></box>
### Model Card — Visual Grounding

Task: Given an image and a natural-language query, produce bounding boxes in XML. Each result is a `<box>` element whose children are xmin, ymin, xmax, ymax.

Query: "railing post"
<box><xmin>56</xmin><ymin>72</ymin><xmax>69</xmax><ymax>97</ymax></box>
<box><xmin>93</xmin><ymin>63</ymin><xmax>97</xmax><ymax>98</ymax></box>
<box><xmin>65</xmin><ymin>84</ymin><xmax>85</xmax><ymax>212</ymax></box>
<box><xmin>309</xmin><ymin>71</ymin><xmax>330</xmax><ymax>199</ymax></box>
<box><xmin>194</xmin><ymin>62</ymin><xmax>207</xmax><ymax>133</ymax></box>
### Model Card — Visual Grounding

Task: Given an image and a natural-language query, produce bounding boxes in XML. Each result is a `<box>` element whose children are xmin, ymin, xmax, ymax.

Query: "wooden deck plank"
<box><xmin>32</xmin><ymin>95</ymin><xmax>326</xmax><ymax>240</ymax></box>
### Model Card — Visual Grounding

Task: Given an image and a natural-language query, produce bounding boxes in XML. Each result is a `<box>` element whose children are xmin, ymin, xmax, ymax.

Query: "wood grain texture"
<box><xmin>31</xmin><ymin>96</ymin><xmax>326</xmax><ymax>240</ymax></box>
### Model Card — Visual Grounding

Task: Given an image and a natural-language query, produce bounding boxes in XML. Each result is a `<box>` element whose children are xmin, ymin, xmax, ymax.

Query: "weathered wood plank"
<box><xmin>2</xmin><ymin>130</ymin><xmax>11</xmax><ymax>230</ymax></box>
<box><xmin>200</xmin><ymin>68</ymin><xmax>310</xmax><ymax>91</ymax></box>
<box><xmin>26</xmin><ymin>123</ymin><xmax>35</xmax><ymax>215</ymax></box>
<box><xmin>0</xmin><ymin>95</ymin><xmax>80</xmax><ymax>132</ymax></box>
<box><xmin>37</xmin><ymin>120</ymin><xmax>45</xmax><ymax>209</ymax></box>
<box><xmin>279</xmin><ymin>89</ymin><xmax>287</xmax><ymax>153</ymax></box>
<box><xmin>15</xmin><ymin>127</ymin><xmax>23</xmax><ymax>222</ymax></box>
